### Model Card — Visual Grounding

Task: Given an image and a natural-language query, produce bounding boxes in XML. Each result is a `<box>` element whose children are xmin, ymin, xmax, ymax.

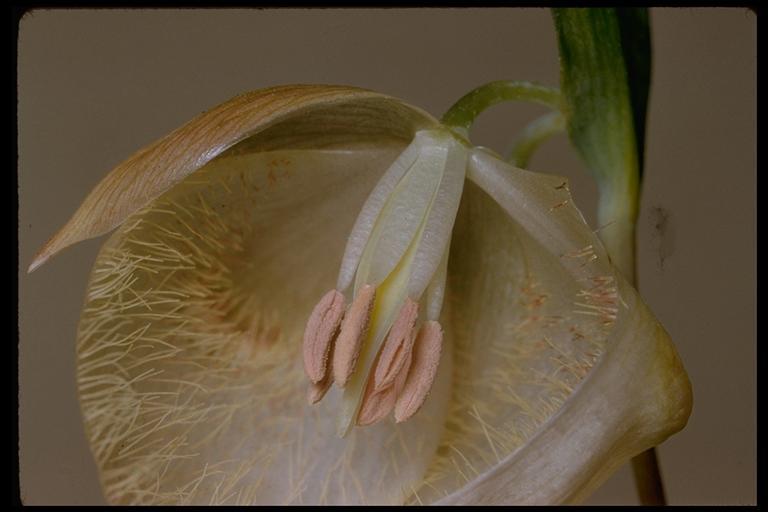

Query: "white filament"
<box><xmin>353</xmin><ymin>143</ymin><xmax>448</xmax><ymax>293</ymax></box>
<box><xmin>423</xmin><ymin>239</ymin><xmax>450</xmax><ymax>321</ymax></box>
<box><xmin>335</xmin><ymin>133</ymin><xmax>425</xmax><ymax>292</ymax></box>
<box><xmin>404</xmin><ymin>137</ymin><xmax>465</xmax><ymax>299</ymax></box>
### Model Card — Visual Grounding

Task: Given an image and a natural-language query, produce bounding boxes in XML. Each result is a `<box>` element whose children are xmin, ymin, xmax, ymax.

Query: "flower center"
<box><xmin>301</xmin><ymin>129</ymin><xmax>468</xmax><ymax>436</ymax></box>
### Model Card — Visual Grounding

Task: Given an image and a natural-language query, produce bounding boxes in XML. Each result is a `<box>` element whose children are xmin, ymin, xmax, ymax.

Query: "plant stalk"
<box><xmin>441</xmin><ymin>80</ymin><xmax>562</xmax><ymax>132</ymax></box>
<box><xmin>507</xmin><ymin>111</ymin><xmax>565</xmax><ymax>168</ymax></box>
<box><xmin>631</xmin><ymin>448</ymin><xmax>666</xmax><ymax>505</ymax></box>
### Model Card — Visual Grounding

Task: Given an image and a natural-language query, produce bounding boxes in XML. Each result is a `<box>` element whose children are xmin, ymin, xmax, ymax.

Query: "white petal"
<box><xmin>423</xmin><ymin>238</ymin><xmax>450</xmax><ymax>321</ymax></box>
<box><xmin>28</xmin><ymin>86</ymin><xmax>439</xmax><ymax>273</ymax></box>
<box><xmin>335</xmin><ymin>134</ymin><xmax>423</xmax><ymax>292</ymax></box>
<box><xmin>439</xmin><ymin>277</ymin><xmax>690</xmax><ymax>505</ymax></box>
<box><xmin>405</xmin><ymin>135</ymin><xmax>467</xmax><ymax>299</ymax></box>
<box><xmin>352</xmin><ymin>130</ymin><xmax>465</xmax><ymax>294</ymax></box>
<box><xmin>75</xmin><ymin>147</ymin><xmax>450</xmax><ymax>505</ymax></box>
<box><xmin>406</xmin><ymin>150</ymin><xmax>690</xmax><ymax>504</ymax></box>
<box><xmin>467</xmin><ymin>148</ymin><xmax>605</xmax><ymax>281</ymax></box>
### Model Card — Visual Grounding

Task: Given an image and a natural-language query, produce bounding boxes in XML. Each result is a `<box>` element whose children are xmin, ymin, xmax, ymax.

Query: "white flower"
<box><xmin>30</xmin><ymin>85</ymin><xmax>691</xmax><ymax>505</ymax></box>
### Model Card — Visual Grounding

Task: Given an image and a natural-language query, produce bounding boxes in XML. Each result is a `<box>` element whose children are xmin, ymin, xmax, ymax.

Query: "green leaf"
<box><xmin>552</xmin><ymin>8</ymin><xmax>652</xmax><ymax>284</ymax></box>
<box><xmin>552</xmin><ymin>7</ymin><xmax>650</xmax><ymax>189</ymax></box>
<box><xmin>616</xmin><ymin>8</ymin><xmax>651</xmax><ymax>175</ymax></box>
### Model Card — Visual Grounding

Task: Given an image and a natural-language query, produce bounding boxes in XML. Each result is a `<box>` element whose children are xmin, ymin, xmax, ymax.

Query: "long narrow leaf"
<box><xmin>616</xmin><ymin>8</ymin><xmax>651</xmax><ymax>175</ymax></box>
<box><xmin>552</xmin><ymin>8</ymin><xmax>650</xmax><ymax>187</ymax></box>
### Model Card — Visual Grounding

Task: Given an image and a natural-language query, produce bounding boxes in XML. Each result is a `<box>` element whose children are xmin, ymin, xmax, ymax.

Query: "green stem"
<box><xmin>441</xmin><ymin>80</ymin><xmax>563</xmax><ymax>133</ymax></box>
<box><xmin>631</xmin><ymin>448</ymin><xmax>667</xmax><ymax>505</ymax></box>
<box><xmin>508</xmin><ymin>111</ymin><xmax>565</xmax><ymax>168</ymax></box>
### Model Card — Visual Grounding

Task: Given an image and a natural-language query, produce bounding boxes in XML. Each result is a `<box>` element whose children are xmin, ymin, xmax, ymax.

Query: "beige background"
<box><xmin>18</xmin><ymin>8</ymin><xmax>755</xmax><ymax>505</ymax></box>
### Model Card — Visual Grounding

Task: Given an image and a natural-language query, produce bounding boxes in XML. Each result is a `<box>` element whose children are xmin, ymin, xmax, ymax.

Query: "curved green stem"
<box><xmin>441</xmin><ymin>80</ymin><xmax>563</xmax><ymax>133</ymax></box>
<box><xmin>508</xmin><ymin>110</ymin><xmax>565</xmax><ymax>168</ymax></box>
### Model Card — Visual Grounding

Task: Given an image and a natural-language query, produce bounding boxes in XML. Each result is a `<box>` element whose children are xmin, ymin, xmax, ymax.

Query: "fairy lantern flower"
<box><xmin>30</xmin><ymin>85</ymin><xmax>691</xmax><ymax>505</ymax></box>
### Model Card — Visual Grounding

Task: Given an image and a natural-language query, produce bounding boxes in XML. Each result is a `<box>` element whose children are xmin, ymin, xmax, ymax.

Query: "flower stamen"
<box><xmin>332</xmin><ymin>284</ymin><xmax>376</xmax><ymax>387</ymax></box>
<box><xmin>373</xmin><ymin>297</ymin><xmax>419</xmax><ymax>392</ymax></box>
<box><xmin>394</xmin><ymin>320</ymin><xmax>443</xmax><ymax>423</ymax></box>
<box><xmin>357</xmin><ymin>350</ymin><xmax>412</xmax><ymax>427</ymax></box>
<box><xmin>301</xmin><ymin>128</ymin><xmax>466</xmax><ymax>433</ymax></box>
<box><xmin>306</xmin><ymin>371</ymin><xmax>333</xmax><ymax>405</ymax></box>
<box><xmin>302</xmin><ymin>289</ymin><xmax>345</xmax><ymax>383</ymax></box>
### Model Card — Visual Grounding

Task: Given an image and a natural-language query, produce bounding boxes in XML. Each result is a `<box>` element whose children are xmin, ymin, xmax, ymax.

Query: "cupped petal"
<box><xmin>408</xmin><ymin>150</ymin><xmax>691</xmax><ymax>504</ymax></box>
<box><xmin>29</xmin><ymin>85</ymin><xmax>438</xmax><ymax>272</ymax></box>
<box><xmin>75</xmin><ymin>147</ymin><xmax>450</xmax><ymax>505</ymax></box>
